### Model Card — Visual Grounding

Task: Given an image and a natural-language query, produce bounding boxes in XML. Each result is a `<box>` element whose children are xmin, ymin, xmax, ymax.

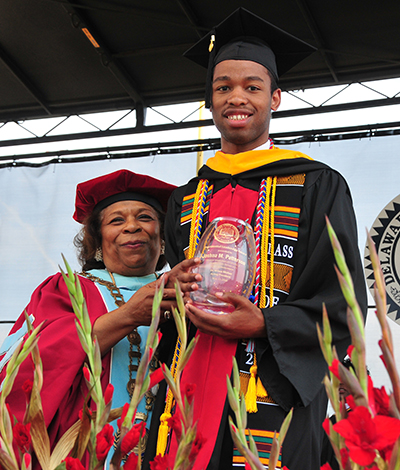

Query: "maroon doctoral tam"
<box><xmin>73</xmin><ymin>169</ymin><xmax>176</xmax><ymax>223</ymax></box>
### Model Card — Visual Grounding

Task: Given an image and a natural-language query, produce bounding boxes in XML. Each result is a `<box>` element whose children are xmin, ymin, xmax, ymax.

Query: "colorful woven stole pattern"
<box><xmin>181</xmin><ymin>181</ymin><xmax>213</xmax><ymax>259</ymax></box>
<box><xmin>187</xmin><ymin>179</ymin><xmax>210</xmax><ymax>259</ymax></box>
<box><xmin>233</xmin><ymin>429</ymin><xmax>282</xmax><ymax>468</ymax></box>
<box><xmin>258</xmin><ymin>176</ymin><xmax>277</xmax><ymax>310</ymax></box>
<box><xmin>253</xmin><ymin>179</ymin><xmax>266</xmax><ymax>307</ymax></box>
<box><xmin>237</xmin><ymin>174</ymin><xmax>306</xmax><ymax>468</ymax></box>
<box><xmin>244</xmin><ymin>174</ymin><xmax>305</xmax><ymax>414</ymax></box>
<box><xmin>158</xmin><ymin>170</ymin><xmax>306</xmax><ymax>467</ymax></box>
<box><xmin>156</xmin><ymin>179</ymin><xmax>211</xmax><ymax>456</ymax></box>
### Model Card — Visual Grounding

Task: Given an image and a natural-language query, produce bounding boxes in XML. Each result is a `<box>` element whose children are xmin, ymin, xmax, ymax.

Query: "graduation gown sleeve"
<box><xmin>255</xmin><ymin>168</ymin><xmax>367</xmax><ymax>410</ymax></box>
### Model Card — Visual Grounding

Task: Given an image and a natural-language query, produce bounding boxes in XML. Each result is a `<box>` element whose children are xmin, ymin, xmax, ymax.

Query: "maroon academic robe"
<box><xmin>0</xmin><ymin>273</ymin><xmax>111</xmax><ymax>466</ymax></box>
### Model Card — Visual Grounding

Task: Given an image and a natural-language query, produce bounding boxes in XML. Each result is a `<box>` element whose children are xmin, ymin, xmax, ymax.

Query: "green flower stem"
<box><xmin>326</xmin><ymin>217</ymin><xmax>354</xmax><ymax>293</ymax></box>
<box><xmin>326</xmin><ymin>218</ymin><xmax>365</xmax><ymax>338</ymax></box>
<box><xmin>345</xmin><ymin>307</ymin><xmax>368</xmax><ymax>399</ymax></box>
<box><xmin>166</xmin><ymin>282</ymin><xmax>195</xmax><ymax>426</ymax></box>
<box><xmin>228</xmin><ymin>418</ymin><xmax>264</xmax><ymax>470</ymax></box>
<box><xmin>389</xmin><ymin>438</ymin><xmax>400</xmax><ymax>470</ymax></box>
<box><xmin>0</xmin><ymin>317</ymin><xmax>42</xmax><ymax>469</ymax></box>
<box><xmin>334</xmin><ymin>266</ymin><xmax>365</xmax><ymax>342</ymax></box>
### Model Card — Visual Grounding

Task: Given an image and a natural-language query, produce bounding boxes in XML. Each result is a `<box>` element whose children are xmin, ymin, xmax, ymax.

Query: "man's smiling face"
<box><xmin>211</xmin><ymin>59</ymin><xmax>281</xmax><ymax>154</ymax></box>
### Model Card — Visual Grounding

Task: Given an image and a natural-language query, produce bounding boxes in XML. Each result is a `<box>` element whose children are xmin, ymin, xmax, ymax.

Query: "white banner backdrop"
<box><xmin>1</xmin><ymin>134</ymin><xmax>399</xmax><ymax>388</ymax></box>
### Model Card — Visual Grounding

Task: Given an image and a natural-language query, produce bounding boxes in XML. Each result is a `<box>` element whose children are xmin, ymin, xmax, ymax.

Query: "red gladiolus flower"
<box><xmin>321</xmin><ymin>464</ymin><xmax>333</xmax><ymax>470</ymax></box>
<box><xmin>150</xmin><ymin>454</ymin><xmax>172</xmax><ymax>470</ymax></box>
<box><xmin>367</xmin><ymin>377</ymin><xmax>377</xmax><ymax>417</ymax></box>
<box><xmin>83</xmin><ymin>366</ymin><xmax>91</xmax><ymax>383</ymax></box>
<box><xmin>78</xmin><ymin>407</ymin><xmax>92</xmax><ymax>421</ymax></box>
<box><xmin>22</xmin><ymin>380</ymin><xmax>33</xmax><ymax>401</ymax></box>
<box><xmin>104</xmin><ymin>383</ymin><xmax>114</xmax><ymax>405</ymax></box>
<box><xmin>96</xmin><ymin>424</ymin><xmax>114</xmax><ymax>462</ymax></box>
<box><xmin>23</xmin><ymin>453</ymin><xmax>31</xmax><ymax>468</ymax></box>
<box><xmin>322</xmin><ymin>418</ymin><xmax>331</xmax><ymax>436</ymax></box>
<box><xmin>340</xmin><ymin>447</ymin><xmax>349</xmax><ymax>468</ymax></box>
<box><xmin>329</xmin><ymin>359</ymin><xmax>340</xmax><ymax>380</ymax></box>
<box><xmin>149</xmin><ymin>368</ymin><xmax>164</xmax><ymax>389</ymax></box>
<box><xmin>345</xmin><ymin>395</ymin><xmax>355</xmax><ymax>411</ymax></box>
<box><xmin>244</xmin><ymin>464</ymin><xmax>252</xmax><ymax>470</ymax></box>
<box><xmin>183</xmin><ymin>383</ymin><xmax>196</xmax><ymax>405</ymax></box>
<box><xmin>189</xmin><ymin>432</ymin><xmax>205</xmax><ymax>461</ymax></box>
<box><xmin>333</xmin><ymin>405</ymin><xmax>400</xmax><ymax>466</ymax></box>
<box><xmin>117</xmin><ymin>403</ymin><xmax>131</xmax><ymax>429</ymax></box>
<box><xmin>121</xmin><ymin>422</ymin><xmax>145</xmax><ymax>455</ymax></box>
<box><xmin>13</xmin><ymin>423</ymin><xmax>31</xmax><ymax>452</ymax></box>
<box><xmin>123</xmin><ymin>452</ymin><xmax>138</xmax><ymax>470</ymax></box>
<box><xmin>374</xmin><ymin>386</ymin><xmax>390</xmax><ymax>416</ymax></box>
<box><xmin>167</xmin><ymin>412</ymin><xmax>182</xmax><ymax>440</ymax></box>
<box><xmin>64</xmin><ymin>457</ymin><xmax>85</xmax><ymax>470</ymax></box>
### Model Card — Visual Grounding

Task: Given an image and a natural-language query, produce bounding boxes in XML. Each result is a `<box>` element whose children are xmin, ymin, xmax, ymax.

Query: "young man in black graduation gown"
<box><xmin>144</xmin><ymin>8</ymin><xmax>367</xmax><ymax>470</ymax></box>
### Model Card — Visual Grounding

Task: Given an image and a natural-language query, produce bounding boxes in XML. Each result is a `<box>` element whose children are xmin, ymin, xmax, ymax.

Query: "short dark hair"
<box><xmin>74</xmin><ymin>206</ymin><xmax>167</xmax><ymax>272</ymax></box>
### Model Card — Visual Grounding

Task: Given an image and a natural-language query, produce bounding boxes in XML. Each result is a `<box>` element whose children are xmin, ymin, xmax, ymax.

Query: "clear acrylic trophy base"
<box><xmin>190</xmin><ymin>291</ymin><xmax>235</xmax><ymax>315</ymax></box>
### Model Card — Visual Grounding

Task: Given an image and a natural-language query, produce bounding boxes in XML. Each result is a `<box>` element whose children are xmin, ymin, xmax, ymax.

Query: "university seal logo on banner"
<box><xmin>364</xmin><ymin>194</ymin><xmax>400</xmax><ymax>323</ymax></box>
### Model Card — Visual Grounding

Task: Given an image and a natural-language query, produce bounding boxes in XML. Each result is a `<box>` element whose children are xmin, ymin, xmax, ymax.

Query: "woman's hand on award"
<box><xmin>185</xmin><ymin>292</ymin><xmax>266</xmax><ymax>339</ymax></box>
<box><xmin>164</xmin><ymin>258</ymin><xmax>202</xmax><ymax>294</ymax></box>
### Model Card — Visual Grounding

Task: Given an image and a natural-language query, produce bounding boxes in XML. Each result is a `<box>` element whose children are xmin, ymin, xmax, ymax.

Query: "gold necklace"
<box><xmin>80</xmin><ymin>270</ymin><xmax>141</xmax><ymax>400</ymax></box>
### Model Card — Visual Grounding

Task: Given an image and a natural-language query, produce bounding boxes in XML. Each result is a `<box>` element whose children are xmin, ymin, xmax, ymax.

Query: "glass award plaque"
<box><xmin>190</xmin><ymin>217</ymin><xmax>256</xmax><ymax>315</ymax></box>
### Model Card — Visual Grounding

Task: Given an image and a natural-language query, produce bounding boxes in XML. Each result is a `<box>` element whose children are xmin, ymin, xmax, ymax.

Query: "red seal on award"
<box><xmin>214</xmin><ymin>223</ymin><xmax>240</xmax><ymax>244</ymax></box>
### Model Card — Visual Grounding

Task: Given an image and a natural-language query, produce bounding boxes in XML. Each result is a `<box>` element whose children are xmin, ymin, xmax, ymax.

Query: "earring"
<box><xmin>95</xmin><ymin>247</ymin><xmax>103</xmax><ymax>262</ymax></box>
<box><xmin>160</xmin><ymin>242</ymin><xmax>165</xmax><ymax>255</ymax></box>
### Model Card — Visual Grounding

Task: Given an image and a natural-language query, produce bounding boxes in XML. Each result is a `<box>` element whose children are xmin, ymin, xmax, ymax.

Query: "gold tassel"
<box><xmin>245</xmin><ymin>364</ymin><xmax>258</xmax><ymax>413</ymax></box>
<box><xmin>256</xmin><ymin>376</ymin><xmax>268</xmax><ymax>397</ymax></box>
<box><xmin>156</xmin><ymin>412</ymin><xmax>171</xmax><ymax>456</ymax></box>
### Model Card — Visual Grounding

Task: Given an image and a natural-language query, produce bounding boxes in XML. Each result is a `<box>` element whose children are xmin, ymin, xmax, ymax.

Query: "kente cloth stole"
<box><xmin>181</xmin><ymin>173</ymin><xmax>306</xmax><ymax>384</ymax></box>
<box><xmin>180</xmin><ymin>180</ymin><xmax>214</xmax><ymax>259</ymax></box>
<box><xmin>180</xmin><ymin>174</ymin><xmax>305</xmax><ymax>297</ymax></box>
<box><xmin>233</xmin><ymin>429</ymin><xmax>282</xmax><ymax>468</ymax></box>
<box><xmin>180</xmin><ymin>174</ymin><xmax>305</xmax><ymax>469</ymax></box>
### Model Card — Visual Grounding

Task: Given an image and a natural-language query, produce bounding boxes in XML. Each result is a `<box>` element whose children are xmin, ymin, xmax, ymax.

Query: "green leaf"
<box><xmin>248</xmin><ymin>431</ymin><xmax>259</xmax><ymax>458</ymax></box>
<box><xmin>277</xmin><ymin>408</ymin><xmax>293</xmax><ymax>445</ymax></box>
<box><xmin>74</xmin><ymin>321</ymin><xmax>89</xmax><ymax>354</ymax></box>
<box><xmin>62</xmin><ymin>254</ymin><xmax>75</xmax><ymax>281</ymax></box>
<box><xmin>232</xmin><ymin>357</ymin><xmax>240</xmax><ymax>392</ymax></box>
<box><xmin>161</xmin><ymin>364</ymin><xmax>179</xmax><ymax>400</ymax></box>
<box><xmin>74</xmin><ymin>275</ymin><xmax>84</xmax><ymax>307</ymax></box>
<box><xmin>326</xmin><ymin>216</ymin><xmax>354</xmax><ymax>294</ymax></box>
<box><xmin>93</xmin><ymin>339</ymin><xmax>102</xmax><ymax>379</ymax></box>
<box><xmin>240</xmin><ymin>388</ymin><xmax>247</xmax><ymax>430</ymax></box>
<box><xmin>226</xmin><ymin>376</ymin><xmax>239</xmax><ymax>413</ymax></box>
<box><xmin>53</xmin><ymin>463</ymin><xmax>67</xmax><ymax>470</ymax></box>
<box><xmin>268</xmin><ymin>435</ymin><xmax>280</xmax><ymax>470</ymax></box>
<box><xmin>176</xmin><ymin>336</ymin><xmax>198</xmax><ymax>372</ymax></box>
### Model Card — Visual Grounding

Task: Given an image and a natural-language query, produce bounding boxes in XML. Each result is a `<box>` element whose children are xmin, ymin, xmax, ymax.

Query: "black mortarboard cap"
<box><xmin>184</xmin><ymin>8</ymin><xmax>316</xmax><ymax>107</ymax></box>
